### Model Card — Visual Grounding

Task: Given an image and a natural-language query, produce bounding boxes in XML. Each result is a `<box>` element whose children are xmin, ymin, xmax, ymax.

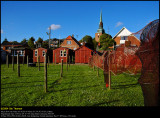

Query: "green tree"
<box><xmin>2</xmin><ymin>38</ymin><xmax>8</xmax><ymax>44</ymax></box>
<box><xmin>99</xmin><ymin>33</ymin><xmax>115</xmax><ymax>50</ymax></box>
<box><xmin>80</xmin><ymin>35</ymin><xmax>94</xmax><ymax>49</ymax></box>
<box><xmin>92</xmin><ymin>38</ymin><xmax>98</xmax><ymax>50</ymax></box>
<box><xmin>28</xmin><ymin>37</ymin><xmax>35</xmax><ymax>48</ymax></box>
<box><xmin>21</xmin><ymin>38</ymin><xmax>27</xmax><ymax>43</ymax></box>
<box><xmin>37</xmin><ymin>37</ymin><xmax>43</xmax><ymax>43</ymax></box>
<box><xmin>42</xmin><ymin>41</ymin><xmax>49</xmax><ymax>49</ymax></box>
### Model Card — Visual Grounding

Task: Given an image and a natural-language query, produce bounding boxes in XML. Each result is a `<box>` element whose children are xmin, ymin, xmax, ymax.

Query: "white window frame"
<box><xmin>35</xmin><ymin>50</ymin><xmax>37</xmax><ymax>57</ymax></box>
<box><xmin>67</xmin><ymin>41</ymin><xmax>71</xmax><ymax>45</ymax></box>
<box><xmin>42</xmin><ymin>50</ymin><xmax>45</xmax><ymax>57</ymax></box>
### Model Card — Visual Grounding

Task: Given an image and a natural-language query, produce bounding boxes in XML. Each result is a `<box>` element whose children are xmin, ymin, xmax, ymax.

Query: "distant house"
<box><xmin>113</xmin><ymin>27</ymin><xmax>141</xmax><ymax>48</ymax></box>
<box><xmin>53</xmin><ymin>47</ymin><xmax>74</xmax><ymax>64</ymax></box>
<box><xmin>33</xmin><ymin>47</ymin><xmax>48</xmax><ymax>63</ymax></box>
<box><xmin>10</xmin><ymin>47</ymin><xmax>33</xmax><ymax>63</ymax></box>
<box><xmin>50</xmin><ymin>38</ymin><xmax>64</xmax><ymax>48</ymax></box>
<box><xmin>75</xmin><ymin>44</ymin><xmax>95</xmax><ymax>64</ymax></box>
<box><xmin>60</xmin><ymin>35</ymin><xmax>81</xmax><ymax>50</ymax></box>
<box><xmin>1</xmin><ymin>42</ymin><xmax>28</xmax><ymax>54</ymax></box>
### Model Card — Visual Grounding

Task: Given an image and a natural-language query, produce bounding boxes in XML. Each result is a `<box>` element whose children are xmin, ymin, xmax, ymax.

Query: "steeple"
<box><xmin>97</xmin><ymin>10</ymin><xmax>105</xmax><ymax>33</ymax></box>
<box><xmin>100</xmin><ymin>9</ymin><xmax>102</xmax><ymax>22</ymax></box>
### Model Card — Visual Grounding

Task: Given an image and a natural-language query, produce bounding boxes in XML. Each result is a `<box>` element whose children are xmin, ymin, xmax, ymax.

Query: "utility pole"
<box><xmin>46</xmin><ymin>26</ymin><xmax>51</xmax><ymax>49</ymax></box>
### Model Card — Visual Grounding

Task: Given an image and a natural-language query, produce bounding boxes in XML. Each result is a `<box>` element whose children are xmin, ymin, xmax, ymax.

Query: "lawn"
<box><xmin>1</xmin><ymin>63</ymin><xmax>144</xmax><ymax>106</ymax></box>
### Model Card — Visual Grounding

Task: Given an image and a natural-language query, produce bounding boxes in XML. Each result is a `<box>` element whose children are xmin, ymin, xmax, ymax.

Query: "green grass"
<box><xmin>1</xmin><ymin>63</ymin><xmax>144</xmax><ymax>106</ymax></box>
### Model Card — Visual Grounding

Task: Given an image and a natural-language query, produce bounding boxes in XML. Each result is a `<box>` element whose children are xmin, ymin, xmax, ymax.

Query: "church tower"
<box><xmin>95</xmin><ymin>10</ymin><xmax>105</xmax><ymax>42</ymax></box>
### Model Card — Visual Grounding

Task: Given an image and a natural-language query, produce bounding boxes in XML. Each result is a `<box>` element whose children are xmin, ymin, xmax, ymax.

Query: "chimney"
<box><xmin>72</xmin><ymin>34</ymin><xmax>74</xmax><ymax>37</ymax></box>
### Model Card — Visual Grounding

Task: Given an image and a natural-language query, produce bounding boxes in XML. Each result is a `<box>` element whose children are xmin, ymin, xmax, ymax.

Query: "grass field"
<box><xmin>1</xmin><ymin>63</ymin><xmax>144</xmax><ymax>106</ymax></box>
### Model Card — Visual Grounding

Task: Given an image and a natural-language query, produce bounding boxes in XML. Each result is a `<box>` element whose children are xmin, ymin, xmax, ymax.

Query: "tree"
<box><xmin>42</xmin><ymin>41</ymin><xmax>48</xmax><ymax>49</ymax></box>
<box><xmin>21</xmin><ymin>38</ymin><xmax>27</xmax><ymax>44</ymax></box>
<box><xmin>2</xmin><ymin>38</ymin><xmax>8</xmax><ymax>44</ymax></box>
<box><xmin>99</xmin><ymin>33</ymin><xmax>115</xmax><ymax>50</ymax></box>
<box><xmin>92</xmin><ymin>38</ymin><xmax>98</xmax><ymax>50</ymax></box>
<box><xmin>28</xmin><ymin>37</ymin><xmax>35</xmax><ymax>48</ymax></box>
<box><xmin>80</xmin><ymin>35</ymin><xmax>94</xmax><ymax>49</ymax></box>
<box><xmin>37</xmin><ymin>37</ymin><xmax>43</xmax><ymax>43</ymax></box>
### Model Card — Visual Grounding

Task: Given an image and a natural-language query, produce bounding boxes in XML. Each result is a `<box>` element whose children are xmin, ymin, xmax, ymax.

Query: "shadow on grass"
<box><xmin>112</xmin><ymin>82</ymin><xmax>139</xmax><ymax>89</ymax></box>
<box><xmin>92</xmin><ymin>100</ymin><xmax>120</xmax><ymax>106</ymax></box>
<box><xmin>52</xmin><ymin>84</ymin><xmax>100</xmax><ymax>93</ymax></box>
<box><xmin>1</xmin><ymin>85</ymin><xmax>43</xmax><ymax>89</ymax></box>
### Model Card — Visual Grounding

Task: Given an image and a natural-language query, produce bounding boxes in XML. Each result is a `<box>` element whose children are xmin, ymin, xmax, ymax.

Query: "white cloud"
<box><xmin>1</xmin><ymin>29</ymin><xmax>3</xmax><ymax>33</ymax></box>
<box><xmin>48</xmin><ymin>24</ymin><xmax>61</xmax><ymax>30</ymax></box>
<box><xmin>115</xmin><ymin>22</ymin><xmax>123</xmax><ymax>27</ymax></box>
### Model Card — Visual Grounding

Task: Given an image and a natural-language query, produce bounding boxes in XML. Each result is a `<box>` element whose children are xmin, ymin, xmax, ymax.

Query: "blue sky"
<box><xmin>1</xmin><ymin>1</ymin><xmax>159</xmax><ymax>43</ymax></box>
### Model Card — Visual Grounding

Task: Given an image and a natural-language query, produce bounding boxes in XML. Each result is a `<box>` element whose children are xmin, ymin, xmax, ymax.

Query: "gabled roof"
<box><xmin>113</xmin><ymin>27</ymin><xmax>132</xmax><ymax>39</ymax></box>
<box><xmin>113</xmin><ymin>27</ymin><xmax>140</xmax><ymax>41</ymax></box>
<box><xmin>65</xmin><ymin>35</ymin><xmax>81</xmax><ymax>46</ymax></box>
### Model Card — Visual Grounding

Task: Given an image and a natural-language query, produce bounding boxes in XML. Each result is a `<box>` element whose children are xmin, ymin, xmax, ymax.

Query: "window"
<box><xmin>67</xmin><ymin>41</ymin><xmax>71</xmax><ymax>44</ymax></box>
<box><xmin>64</xmin><ymin>51</ymin><xmax>66</xmax><ymax>57</ymax></box>
<box><xmin>60</xmin><ymin>50</ymin><xmax>63</xmax><ymax>57</ymax></box>
<box><xmin>121</xmin><ymin>36</ymin><xmax>128</xmax><ymax>40</ymax></box>
<box><xmin>42</xmin><ymin>50</ymin><xmax>45</xmax><ymax>57</ymax></box>
<box><xmin>19</xmin><ymin>50</ymin><xmax>24</xmax><ymax>56</ymax></box>
<box><xmin>14</xmin><ymin>50</ymin><xmax>17</xmax><ymax>56</ymax></box>
<box><xmin>35</xmin><ymin>50</ymin><xmax>37</xmax><ymax>56</ymax></box>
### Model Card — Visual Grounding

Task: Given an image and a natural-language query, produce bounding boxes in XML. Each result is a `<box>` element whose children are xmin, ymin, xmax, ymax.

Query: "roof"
<box><xmin>65</xmin><ymin>35</ymin><xmax>81</xmax><ymax>46</ymax></box>
<box><xmin>113</xmin><ymin>27</ymin><xmax>140</xmax><ymax>41</ymax></box>
<box><xmin>113</xmin><ymin>27</ymin><xmax>132</xmax><ymax>39</ymax></box>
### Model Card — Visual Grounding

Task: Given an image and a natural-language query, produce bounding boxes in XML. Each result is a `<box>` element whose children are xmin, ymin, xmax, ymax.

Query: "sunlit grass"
<box><xmin>1</xmin><ymin>64</ymin><xmax>144</xmax><ymax>106</ymax></box>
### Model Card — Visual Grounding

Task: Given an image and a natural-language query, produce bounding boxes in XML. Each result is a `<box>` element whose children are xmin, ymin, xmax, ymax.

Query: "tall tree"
<box><xmin>37</xmin><ymin>37</ymin><xmax>43</xmax><ymax>43</ymax></box>
<box><xmin>28</xmin><ymin>37</ymin><xmax>35</xmax><ymax>48</ymax></box>
<box><xmin>92</xmin><ymin>38</ymin><xmax>98</xmax><ymax>50</ymax></box>
<box><xmin>80</xmin><ymin>35</ymin><xmax>94</xmax><ymax>49</ymax></box>
<box><xmin>2</xmin><ymin>38</ymin><xmax>8</xmax><ymax>44</ymax></box>
<box><xmin>21</xmin><ymin>38</ymin><xmax>27</xmax><ymax>44</ymax></box>
<box><xmin>99</xmin><ymin>33</ymin><xmax>115</xmax><ymax>50</ymax></box>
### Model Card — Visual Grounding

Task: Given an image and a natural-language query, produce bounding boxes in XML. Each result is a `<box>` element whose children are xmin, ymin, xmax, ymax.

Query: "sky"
<box><xmin>1</xmin><ymin>1</ymin><xmax>159</xmax><ymax>43</ymax></box>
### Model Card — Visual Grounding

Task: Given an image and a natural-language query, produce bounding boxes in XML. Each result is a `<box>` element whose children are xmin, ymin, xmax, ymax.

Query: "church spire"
<box><xmin>100</xmin><ymin>9</ymin><xmax>102</xmax><ymax>22</ymax></box>
<box><xmin>97</xmin><ymin>10</ymin><xmax>105</xmax><ymax>33</ymax></box>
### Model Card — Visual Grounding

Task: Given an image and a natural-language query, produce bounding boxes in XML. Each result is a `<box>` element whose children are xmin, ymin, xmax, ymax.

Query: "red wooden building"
<box><xmin>33</xmin><ymin>47</ymin><xmax>47</xmax><ymax>63</ymax></box>
<box><xmin>53</xmin><ymin>47</ymin><xmax>74</xmax><ymax>64</ymax></box>
<box><xmin>75</xmin><ymin>45</ymin><xmax>95</xmax><ymax>64</ymax></box>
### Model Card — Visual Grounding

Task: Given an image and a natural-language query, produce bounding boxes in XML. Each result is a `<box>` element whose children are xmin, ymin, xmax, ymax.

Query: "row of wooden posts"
<box><xmin>6</xmin><ymin>53</ymin><xmax>71</xmax><ymax>93</ymax></box>
<box><xmin>92</xmin><ymin>51</ymin><xmax>111</xmax><ymax>90</ymax></box>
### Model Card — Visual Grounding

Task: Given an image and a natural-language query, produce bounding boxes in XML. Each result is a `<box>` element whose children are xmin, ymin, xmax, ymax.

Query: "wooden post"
<box><xmin>44</xmin><ymin>53</ymin><xmax>47</xmax><ymax>93</ymax></box>
<box><xmin>17</xmin><ymin>54</ymin><xmax>20</xmax><ymax>77</ymax></box>
<box><xmin>66</xmin><ymin>53</ymin><xmax>68</xmax><ymax>71</ymax></box>
<box><xmin>12</xmin><ymin>55</ymin><xmax>14</xmax><ymax>71</ymax></box>
<box><xmin>108</xmin><ymin>51</ymin><xmax>111</xmax><ymax>89</ymax></box>
<box><xmin>60</xmin><ymin>59</ymin><xmax>63</xmax><ymax>77</ymax></box>
<box><xmin>38</xmin><ymin>56</ymin><xmax>40</xmax><ymax>71</ymax></box>
<box><xmin>93</xmin><ymin>65</ymin><xmax>95</xmax><ymax>71</ymax></box>
<box><xmin>27</xmin><ymin>55</ymin><xmax>29</xmax><ymax>67</ymax></box>
<box><xmin>48</xmin><ymin>56</ymin><xmax>49</xmax><ymax>67</ymax></box>
<box><xmin>23</xmin><ymin>55</ymin><xmax>24</xmax><ymax>65</ymax></box>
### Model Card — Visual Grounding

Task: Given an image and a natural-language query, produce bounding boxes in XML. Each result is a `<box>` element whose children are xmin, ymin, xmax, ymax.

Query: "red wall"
<box><xmin>53</xmin><ymin>47</ymin><xmax>69</xmax><ymax>63</ymax></box>
<box><xmin>33</xmin><ymin>48</ymin><xmax>47</xmax><ymax>63</ymax></box>
<box><xmin>75</xmin><ymin>46</ymin><xmax>93</xmax><ymax>63</ymax></box>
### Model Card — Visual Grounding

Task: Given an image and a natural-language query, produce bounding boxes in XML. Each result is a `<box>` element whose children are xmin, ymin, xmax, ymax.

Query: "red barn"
<box><xmin>53</xmin><ymin>47</ymin><xmax>74</xmax><ymax>64</ymax></box>
<box><xmin>75</xmin><ymin>45</ymin><xmax>95</xmax><ymax>64</ymax></box>
<box><xmin>33</xmin><ymin>47</ymin><xmax>47</xmax><ymax>63</ymax></box>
